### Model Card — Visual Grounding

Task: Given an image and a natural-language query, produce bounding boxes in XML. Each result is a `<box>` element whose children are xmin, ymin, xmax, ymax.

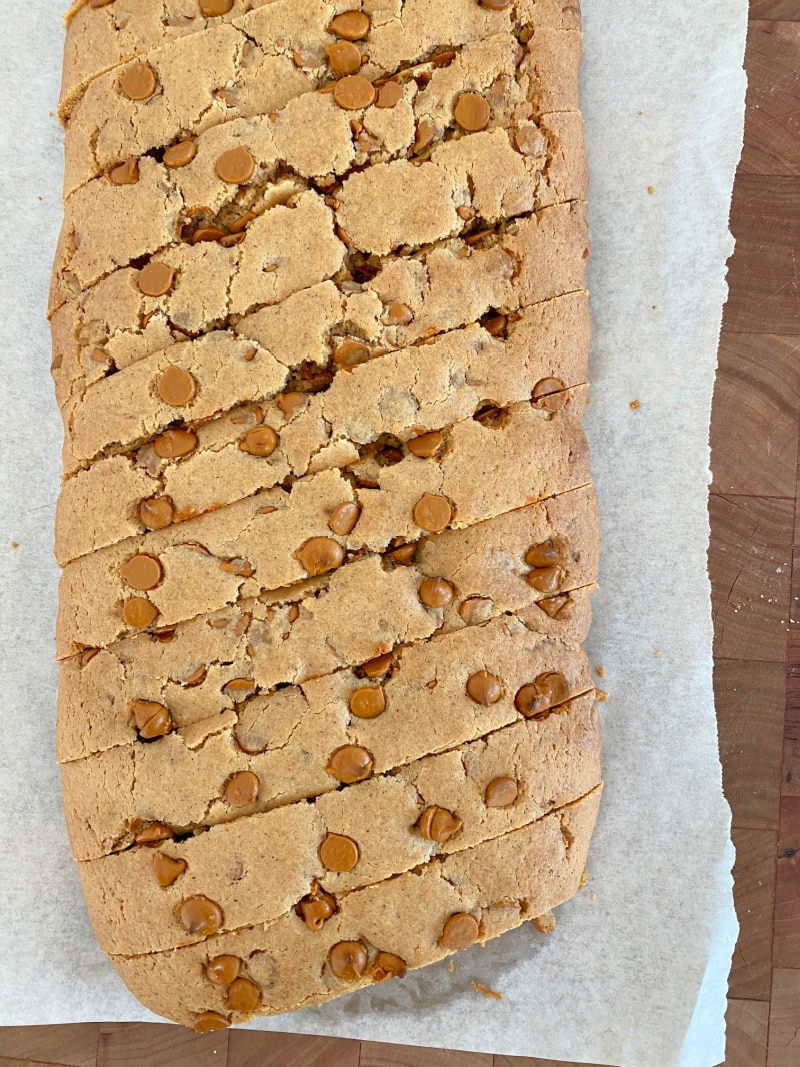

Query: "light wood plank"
<box><xmin>226</xmin><ymin>1031</ymin><xmax>360</xmax><ymax>1067</ymax></box>
<box><xmin>730</xmin><ymin>828</ymin><xmax>778</xmax><ymax>998</ymax></box>
<box><xmin>97</xmin><ymin>1023</ymin><xmax>227</xmax><ymax>1066</ymax></box>
<box><xmin>773</xmin><ymin>797</ymin><xmax>800</xmax><ymax>968</ymax></box>
<box><xmin>740</xmin><ymin>22</ymin><xmax>800</xmax><ymax>176</ymax></box>
<box><xmin>360</xmin><ymin>1043</ymin><xmax>492</xmax><ymax>1067</ymax></box>
<box><xmin>0</xmin><ymin>1025</ymin><xmax>100</xmax><ymax>1067</ymax></box>
<box><xmin>709</xmin><ymin>495</ymin><xmax>793</xmax><ymax>663</ymax></box>
<box><xmin>722</xmin><ymin>999</ymin><xmax>769</xmax><ymax>1067</ymax></box>
<box><xmin>767</xmin><ymin>970</ymin><xmax>800</xmax><ymax>1065</ymax></box>
<box><xmin>749</xmin><ymin>1</ymin><xmax>800</xmax><ymax>20</ymax></box>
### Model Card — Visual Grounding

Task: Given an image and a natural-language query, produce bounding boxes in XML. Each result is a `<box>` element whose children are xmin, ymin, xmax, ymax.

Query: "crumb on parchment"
<box><xmin>630</xmin><ymin>399</ymin><xmax>640</xmax><ymax>410</ymax></box>
<box><xmin>447</xmin><ymin>959</ymin><xmax>454</xmax><ymax>973</ymax></box>
<box><xmin>472</xmin><ymin>981</ymin><xmax>503</xmax><ymax>1000</ymax></box>
<box><xmin>532</xmin><ymin>910</ymin><xmax>557</xmax><ymax>934</ymax></box>
<box><xmin>595</xmin><ymin>665</ymin><xmax>605</xmax><ymax>678</ymax></box>
<box><xmin>9</xmin><ymin>541</ymin><xmax>18</xmax><ymax>549</ymax></box>
<box><xmin>596</xmin><ymin>689</ymin><xmax>608</xmax><ymax>702</ymax></box>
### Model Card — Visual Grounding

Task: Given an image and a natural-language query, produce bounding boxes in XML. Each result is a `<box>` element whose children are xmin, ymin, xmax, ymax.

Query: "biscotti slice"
<box><xmin>57</xmin><ymin>486</ymin><xmax>598</xmax><ymax>762</ymax></box>
<box><xmin>60</xmin><ymin>0</ymin><xmax>581</xmax><ymax>122</ymax></box>
<box><xmin>56</xmin><ymin>294</ymin><xmax>590</xmax><ymax>562</ymax></box>
<box><xmin>51</xmin><ymin>201</ymin><xmax>589</xmax><ymax>412</ymax></box>
<box><xmin>111</xmin><ymin>785</ymin><xmax>600</xmax><ymax>1028</ymax></box>
<box><xmin>62</xmin><ymin>618</ymin><xmax>594</xmax><ymax>859</ymax></box>
<box><xmin>56</xmin><ymin>405</ymin><xmax>590</xmax><ymax>656</ymax></box>
<box><xmin>75</xmin><ymin>704</ymin><xmax>601</xmax><ymax>953</ymax></box>
<box><xmin>53</xmin><ymin>103</ymin><xmax>585</xmax><ymax>311</ymax></box>
<box><xmin>62</xmin><ymin>5</ymin><xmax>581</xmax><ymax>194</ymax></box>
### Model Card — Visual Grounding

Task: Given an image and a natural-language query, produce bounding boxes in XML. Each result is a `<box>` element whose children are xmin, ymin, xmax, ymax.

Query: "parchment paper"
<box><xmin>0</xmin><ymin>1</ymin><xmax>747</xmax><ymax>1063</ymax></box>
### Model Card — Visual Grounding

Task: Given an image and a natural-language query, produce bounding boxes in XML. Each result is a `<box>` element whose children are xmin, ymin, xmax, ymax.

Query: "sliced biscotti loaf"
<box><xmin>76</xmin><ymin>704</ymin><xmax>601</xmax><ymax>952</ymax></box>
<box><xmin>56</xmin><ymin>405</ymin><xmax>590</xmax><ymax>657</ymax></box>
<box><xmin>57</xmin><ymin>485</ymin><xmax>598</xmax><ymax>762</ymax></box>
<box><xmin>51</xmin><ymin>201</ymin><xmax>589</xmax><ymax>413</ymax></box>
<box><xmin>62</xmin><ymin>3</ymin><xmax>581</xmax><ymax>195</ymax></box>
<box><xmin>110</xmin><ymin>785</ymin><xmax>600</xmax><ymax>1027</ymax></box>
<box><xmin>53</xmin><ymin>105</ymin><xmax>586</xmax><ymax>313</ymax></box>
<box><xmin>56</xmin><ymin>293</ymin><xmax>590</xmax><ymax>563</ymax></box>
<box><xmin>62</xmin><ymin>620</ymin><xmax>595</xmax><ymax>860</ymax></box>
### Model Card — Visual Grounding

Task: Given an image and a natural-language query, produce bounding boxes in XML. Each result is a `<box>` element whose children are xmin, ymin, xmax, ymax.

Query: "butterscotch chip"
<box><xmin>156</xmin><ymin>366</ymin><xmax>197</xmax><ymax>407</ymax></box>
<box><xmin>215</xmin><ymin>146</ymin><xmax>256</xmax><ymax>184</ymax></box>
<box><xmin>153</xmin><ymin>428</ymin><xmax>198</xmax><ymax>459</ymax></box>
<box><xmin>180</xmin><ymin>895</ymin><xmax>224</xmax><ymax>936</ymax></box>
<box><xmin>466</xmin><ymin>670</ymin><xmax>503</xmax><ymax>706</ymax></box>
<box><xmin>108</xmin><ymin>158</ymin><xmax>139</xmax><ymax>185</ymax></box>
<box><xmin>328</xmin><ymin>941</ymin><xmax>368</xmax><ymax>980</ymax></box>
<box><xmin>440</xmin><ymin>913</ymin><xmax>480</xmax><ymax>950</ymax></box>
<box><xmin>527</xmin><ymin>566</ymin><xmax>563</xmax><ymax>593</ymax></box>
<box><xmin>454</xmin><ymin>93</ymin><xmax>491</xmax><ymax>132</ymax></box>
<box><xmin>137</xmin><ymin>262</ymin><xmax>175</xmax><ymax>297</ymax></box>
<box><xmin>417</xmin><ymin>806</ymin><xmax>462</xmax><ymax>843</ymax></box>
<box><xmin>383</xmin><ymin>300</ymin><xmax>414</xmax><ymax>326</ymax></box>
<box><xmin>481</xmin><ymin>0</ymin><xmax>512</xmax><ymax>7</ymax></box>
<box><xmin>122</xmin><ymin>597</ymin><xmax>159</xmax><ymax>629</ymax></box>
<box><xmin>413</xmin><ymin>493</ymin><xmax>452</xmax><ymax>532</ymax></box>
<box><xmin>229</xmin><ymin>211</ymin><xmax>256</xmax><ymax>233</ymax></box>
<box><xmin>119</xmin><ymin>553</ymin><xmax>163</xmax><ymax>591</ymax></box>
<box><xmin>296</xmin><ymin>537</ymin><xmax>345</xmax><ymax>576</ymax></box>
<box><xmin>485</xmin><ymin>777</ymin><xmax>519</xmax><ymax>808</ymax></box>
<box><xmin>458</xmin><ymin>597</ymin><xmax>493</xmax><ymax>624</ymax></box>
<box><xmin>239</xmin><ymin>426</ymin><xmax>279</xmax><ymax>457</ymax></box>
<box><xmin>414</xmin><ymin>119</ymin><xmax>437</xmax><ymax>153</ymax></box>
<box><xmin>206</xmin><ymin>955</ymin><xmax>241</xmax><ymax>986</ymax></box>
<box><xmin>223</xmin><ymin>678</ymin><xmax>256</xmax><ymax>699</ymax></box>
<box><xmin>277</xmin><ymin>392</ymin><xmax>306</xmax><ymax>419</ymax></box>
<box><xmin>130</xmin><ymin>699</ymin><xmax>172</xmax><ymax>739</ymax></box>
<box><xmin>119</xmin><ymin>62</ymin><xmax>157</xmax><ymax>101</ymax></box>
<box><xmin>538</xmin><ymin>594</ymin><xmax>569</xmax><ymax>618</ymax></box>
<box><xmin>152</xmin><ymin>851</ymin><xmax>187</xmax><ymax>887</ymax></box>
<box><xmin>191</xmin><ymin>226</ymin><xmax>226</xmax><ymax>244</ymax></box>
<box><xmin>332</xmin><ymin>337</ymin><xmax>369</xmax><ymax>364</ymax></box>
<box><xmin>225</xmin><ymin>977</ymin><xmax>261</xmax><ymax>1012</ymax></box>
<box><xmin>89</xmin><ymin>0</ymin><xmax>114</xmax><ymax>7</ymax></box>
<box><xmin>333</xmin><ymin>74</ymin><xmax>376</xmax><ymax>111</ymax></box>
<box><xmin>224</xmin><ymin>770</ymin><xmax>260</xmax><ymax>808</ymax></box>
<box><xmin>408</xmin><ymin>431</ymin><xmax>444</xmax><ymax>458</ymax></box>
<box><xmin>349</xmin><ymin>685</ymin><xmax>386</xmax><ymax>719</ymax></box>
<box><xmin>326</xmin><ymin>744</ymin><xmax>373</xmax><ymax>783</ymax></box>
<box><xmin>525</xmin><ymin>540</ymin><xmax>560</xmax><ymax>567</ymax></box>
<box><xmin>199</xmin><ymin>0</ymin><xmax>234</xmax><ymax>15</ymax></box>
<box><xmin>138</xmin><ymin>496</ymin><xmax>174</xmax><ymax>530</ymax></box>
<box><xmin>514</xmin><ymin>671</ymin><xmax>570</xmax><ymax>718</ymax></box>
<box><xmin>370</xmin><ymin>951</ymin><xmax>407</xmax><ymax>982</ymax></box>
<box><xmin>376</xmin><ymin>81</ymin><xmax>403</xmax><ymax>109</ymax></box>
<box><xmin>325</xmin><ymin>41</ymin><xmax>362</xmax><ymax>76</ymax></box>
<box><xmin>328</xmin><ymin>11</ymin><xmax>370</xmax><ymax>39</ymax></box>
<box><xmin>532</xmin><ymin>377</ymin><xmax>567</xmax><ymax>402</ymax></box>
<box><xmin>362</xmin><ymin>653</ymin><xmax>393</xmax><ymax>678</ymax></box>
<box><xmin>328</xmin><ymin>502</ymin><xmax>361</xmax><ymax>536</ymax></box>
<box><xmin>418</xmin><ymin>577</ymin><xmax>455</xmax><ymax>608</ymax></box>
<box><xmin>193</xmin><ymin>1011</ymin><xmax>230</xmax><ymax>1033</ymax></box>
<box><xmin>388</xmin><ymin>543</ymin><xmax>417</xmax><ymax>566</ymax></box>
<box><xmin>319</xmin><ymin>832</ymin><xmax>359</xmax><ymax>873</ymax></box>
<box><xmin>298</xmin><ymin>884</ymin><xmax>337</xmax><ymax>931</ymax></box>
<box><xmin>163</xmin><ymin>141</ymin><xmax>197</xmax><ymax>168</ymax></box>
<box><xmin>134</xmin><ymin>822</ymin><xmax>174</xmax><ymax>846</ymax></box>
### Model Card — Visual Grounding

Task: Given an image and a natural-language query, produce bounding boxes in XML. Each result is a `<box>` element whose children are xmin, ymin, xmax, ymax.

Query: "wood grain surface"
<box><xmin>2</xmin><ymin>2</ymin><xmax>798</xmax><ymax>1064</ymax></box>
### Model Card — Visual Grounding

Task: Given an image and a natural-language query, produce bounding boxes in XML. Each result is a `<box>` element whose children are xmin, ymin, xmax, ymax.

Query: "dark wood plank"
<box><xmin>724</xmin><ymin>176</ymin><xmax>800</xmax><ymax>335</ymax></box>
<box><xmin>710</xmin><ymin>333</ymin><xmax>800</xmax><ymax>498</ymax></box>
<box><xmin>722</xmin><ymin>999</ymin><xmax>769</xmax><ymax>1067</ymax></box>
<box><xmin>730</xmin><ymin>828</ymin><xmax>778</xmax><ymax>998</ymax></box>
<box><xmin>715</xmin><ymin>660</ymin><xmax>785</xmax><ymax>829</ymax></box>
<box><xmin>360</xmin><ymin>1044</ymin><xmax>492</xmax><ymax>1067</ymax></box>
<box><xmin>740</xmin><ymin>22</ymin><xmax>800</xmax><ymax>176</ymax></box>
<box><xmin>709</xmin><ymin>495</ymin><xmax>793</xmax><ymax>662</ymax></box>
<box><xmin>773</xmin><ymin>797</ymin><xmax>800</xmax><ymax>968</ymax></box>
<box><xmin>749</xmin><ymin>1</ymin><xmax>800</xmax><ymax>19</ymax></box>
<box><xmin>766</xmin><ymin>969</ymin><xmax>800</xmax><ymax>1065</ymax></box>
<box><xmin>783</xmin><ymin>670</ymin><xmax>800</xmax><ymax>796</ymax></box>
<box><xmin>97</xmin><ymin>1023</ymin><xmax>228</xmax><ymax>1067</ymax></box>
<box><xmin>0</xmin><ymin>1025</ymin><xmax>100</xmax><ymax>1067</ymax></box>
<box><xmin>0</xmin><ymin>1059</ymin><xmax>77</xmax><ymax>1067</ymax></box>
<box><xmin>495</xmin><ymin>1058</ymin><xmax>611</xmax><ymax>1066</ymax></box>
<box><xmin>226</xmin><ymin>1031</ymin><xmax>360</xmax><ymax>1067</ymax></box>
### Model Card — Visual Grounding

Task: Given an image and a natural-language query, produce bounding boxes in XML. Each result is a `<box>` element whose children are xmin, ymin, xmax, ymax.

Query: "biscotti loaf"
<box><xmin>52</xmin><ymin>0</ymin><xmax>599</xmax><ymax>1031</ymax></box>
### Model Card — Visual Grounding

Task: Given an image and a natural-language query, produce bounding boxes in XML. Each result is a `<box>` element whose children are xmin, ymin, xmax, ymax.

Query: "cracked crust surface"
<box><xmin>54</xmin><ymin>0</ymin><xmax>598</xmax><ymax>1029</ymax></box>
